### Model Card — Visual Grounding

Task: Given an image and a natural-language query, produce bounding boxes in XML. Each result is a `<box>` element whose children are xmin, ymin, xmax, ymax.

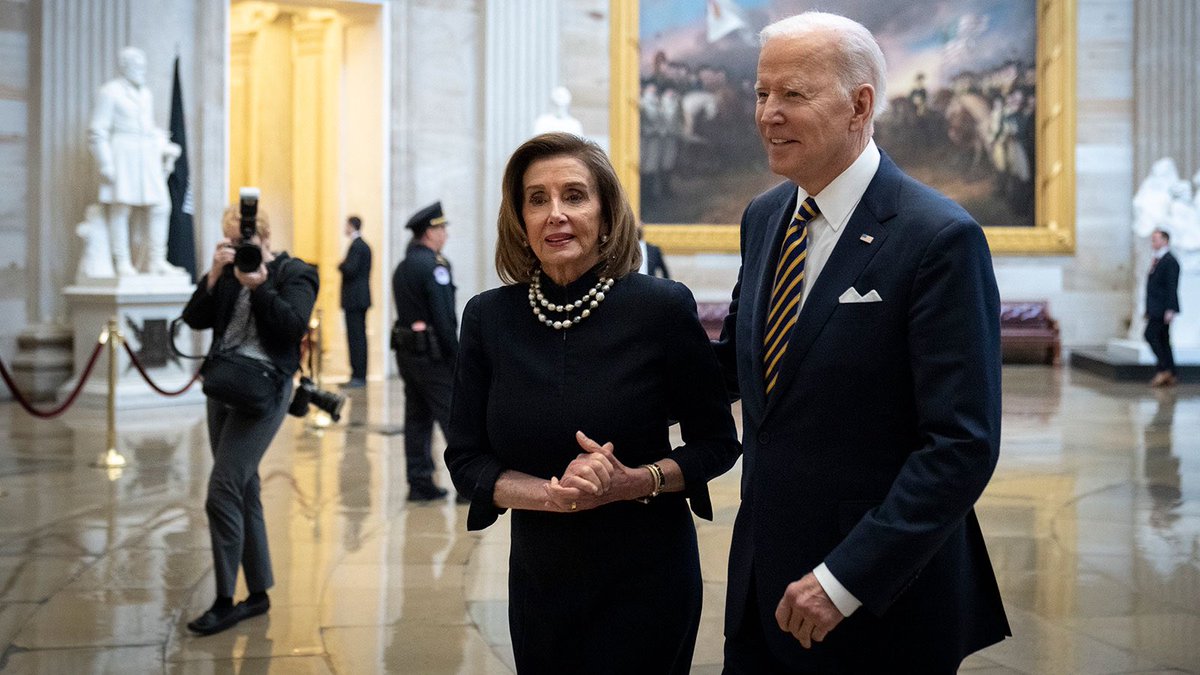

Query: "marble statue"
<box><xmin>75</xmin><ymin>204</ymin><xmax>116</xmax><ymax>281</ymax></box>
<box><xmin>533</xmin><ymin>86</ymin><xmax>584</xmax><ymax>136</ymax></box>
<box><xmin>87</xmin><ymin>46</ymin><xmax>184</xmax><ymax>277</ymax></box>
<box><xmin>1133</xmin><ymin>158</ymin><xmax>1181</xmax><ymax>238</ymax></box>
<box><xmin>1134</xmin><ymin>157</ymin><xmax>1200</xmax><ymax>254</ymax></box>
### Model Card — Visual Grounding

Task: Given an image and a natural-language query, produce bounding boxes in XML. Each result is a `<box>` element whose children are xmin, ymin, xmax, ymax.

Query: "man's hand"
<box><xmin>775</xmin><ymin>572</ymin><xmax>844</xmax><ymax>648</ymax></box>
<box><xmin>1165</xmin><ymin>309</ymin><xmax>1177</xmax><ymax>324</ymax></box>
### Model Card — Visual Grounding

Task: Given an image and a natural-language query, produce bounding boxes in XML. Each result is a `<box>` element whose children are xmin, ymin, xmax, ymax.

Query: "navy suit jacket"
<box><xmin>1146</xmin><ymin>251</ymin><xmax>1180</xmax><ymax>320</ymax></box>
<box><xmin>645</xmin><ymin>242</ymin><xmax>670</xmax><ymax>278</ymax></box>
<box><xmin>714</xmin><ymin>152</ymin><xmax>1010</xmax><ymax>667</ymax></box>
<box><xmin>339</xmin><ymin>236</ymin><xmax>372</xmax><ymax>311</ymax></box>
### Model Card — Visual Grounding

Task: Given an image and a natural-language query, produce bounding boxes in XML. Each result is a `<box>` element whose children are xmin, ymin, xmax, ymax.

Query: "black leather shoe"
<box><xmin>455</xmin><ymin>492</ymin><xmax>471</xmax><ymax>504</ymax></box>
<box><xmin>186</xmin><ymin>603</ymin><xmax>243</xmax><ymax>636</ymax></box>
<box><xmin>407</xmin><ymin>484</ymin><xmax>448</xmax><ymax>502</ymax></box>
<box><xmin>237</xmin><ymin>593</ymin><xmax>270</xmax><ymax>620</ymax></box>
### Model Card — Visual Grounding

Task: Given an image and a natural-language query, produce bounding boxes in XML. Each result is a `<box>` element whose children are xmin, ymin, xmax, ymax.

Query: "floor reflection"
<box><xmin>0</xmin><ymin>367</ymin><xmax>1197</xmax><ymax>673</ymax></box>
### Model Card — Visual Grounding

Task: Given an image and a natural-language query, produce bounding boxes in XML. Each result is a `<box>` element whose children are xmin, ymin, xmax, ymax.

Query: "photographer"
<box><xmin>180</xmin><ymin>201</ymin><xmax>318</xmax><ymax>636</ymax></box>
<box><xmin>391</xmin><ymin>202</ymin><xmax>459</xmax><ymax>502</ymax></box>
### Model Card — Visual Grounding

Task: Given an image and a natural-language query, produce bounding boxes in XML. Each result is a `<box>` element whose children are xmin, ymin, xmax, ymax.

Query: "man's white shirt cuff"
<box><xmin>813</xmin><ymin>563</ymin><xmax>862</xmax><ymax>617</ymax></box>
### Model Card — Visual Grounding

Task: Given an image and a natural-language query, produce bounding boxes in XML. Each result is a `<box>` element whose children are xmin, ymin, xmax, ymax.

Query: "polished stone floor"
<box><xmin>0</xmin><ymin>366</ymin><xmax>1197</xmax><ymax>673</ymax></box>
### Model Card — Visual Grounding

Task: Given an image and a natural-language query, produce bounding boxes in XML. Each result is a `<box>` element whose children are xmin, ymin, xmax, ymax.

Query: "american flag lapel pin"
<box><xmin>860</xmin><ymin>234</ymin><xmax>875</xmax><ymax>244</ymax></box>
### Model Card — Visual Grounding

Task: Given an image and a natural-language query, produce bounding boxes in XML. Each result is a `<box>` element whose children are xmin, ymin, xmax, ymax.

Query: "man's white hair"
<box><xmin>760</xmin><ymin>12</ymin><xmax>889</xmax><ymax>117</ymax></box>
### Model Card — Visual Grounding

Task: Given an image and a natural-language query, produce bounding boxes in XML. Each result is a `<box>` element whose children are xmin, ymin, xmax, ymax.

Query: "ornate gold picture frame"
<box><xmin>609</xmin><ymin>0</ymin><xmax>1076</xmax><ymax>255</ymax></box>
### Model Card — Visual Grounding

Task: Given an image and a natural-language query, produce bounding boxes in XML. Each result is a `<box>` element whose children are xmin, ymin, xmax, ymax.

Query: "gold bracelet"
<box><xmin>635</xmin><ymin>463</ymin><xmax>665</xmax><ymax>504</ymax></box>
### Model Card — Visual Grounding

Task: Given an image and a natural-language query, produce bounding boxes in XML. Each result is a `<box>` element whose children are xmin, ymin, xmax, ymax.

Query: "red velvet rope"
<box><xmin>0</xmin><ymin>341</ymin><xmax>106</xmax><ymax>419</ymax></box>
<box><xmin>122</xmin><ymin>341</ymin><xmax>201</xmax><ymax>396</ymax></box>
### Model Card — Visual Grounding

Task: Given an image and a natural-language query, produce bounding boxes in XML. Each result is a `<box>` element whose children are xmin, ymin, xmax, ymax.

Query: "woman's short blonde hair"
<box><xmin>495</xmin><ymin>132</ymin><xmax>641</xmax><ymax>284</ymax></box>
<box><xmin>221</xmin><ymin>204</ymin><xmax>272</xmax><ymax>242</ymax></box>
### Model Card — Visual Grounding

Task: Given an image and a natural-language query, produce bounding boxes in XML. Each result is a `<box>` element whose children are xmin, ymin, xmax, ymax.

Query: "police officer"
<box><xmin>392</xmin><ymin>201</ymin><xmax>458</xmax><ymax>501</ymax></box>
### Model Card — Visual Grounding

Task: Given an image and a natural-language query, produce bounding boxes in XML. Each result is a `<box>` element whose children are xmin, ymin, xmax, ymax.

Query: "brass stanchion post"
<box><xmin>93</xmin><ymin>317</ymin><xmax>127</xmax><ymax>473</ymax></box>
<box><xmin>307</xmin><ymin>309</ymin><xmax>332</xmax><ymax>429</ymax></box>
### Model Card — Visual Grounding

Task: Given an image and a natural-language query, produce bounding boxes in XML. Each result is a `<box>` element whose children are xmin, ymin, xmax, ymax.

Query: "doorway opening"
<box><xmin>229</xmin><ymin>0</ymin><xmax>387</xmax><ymax>384</ymax></box>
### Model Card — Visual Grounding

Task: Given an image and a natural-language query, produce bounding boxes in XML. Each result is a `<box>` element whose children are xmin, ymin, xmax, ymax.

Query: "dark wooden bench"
<box><xmin>1000</xmin><ymin>301</ymin><xmax>1061</xmax><ymax>365</ymax></box>
<box><xmin>696</xmin><ymin>300</ymin><xmax>1061</xmax><ymax>365</ymax></box>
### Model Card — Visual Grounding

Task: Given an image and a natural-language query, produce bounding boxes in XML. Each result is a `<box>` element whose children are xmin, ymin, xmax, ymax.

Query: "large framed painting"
<box><xmin>609</xmin><ymin>0</ymin><xmax>1076</xmax><ymax>254</ymax></box>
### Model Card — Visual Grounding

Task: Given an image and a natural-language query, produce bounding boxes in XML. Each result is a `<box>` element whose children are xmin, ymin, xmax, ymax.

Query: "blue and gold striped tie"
<box><xmin>764</xmin><ymin>197</ymin><xmax>819</xmax><ymax>396</ymax></box>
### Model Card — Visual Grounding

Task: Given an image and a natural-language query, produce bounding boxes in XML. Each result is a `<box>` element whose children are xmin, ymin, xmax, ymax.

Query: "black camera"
<box><xmin>288</xmin><ymin>376</ymin><xmax>346</xmax><ymax>422</ymax></box>
<box><xmin>234</xmin><ymin>186</ymin><xmax>263</xmax><ymax>273</ymax></box>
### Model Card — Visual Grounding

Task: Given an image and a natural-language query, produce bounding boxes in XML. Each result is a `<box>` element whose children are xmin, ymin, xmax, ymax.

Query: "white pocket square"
<box><xmin>838</xmin><ymin>287</ymin><xmax>883</xmax><ymax>303</ymax></box>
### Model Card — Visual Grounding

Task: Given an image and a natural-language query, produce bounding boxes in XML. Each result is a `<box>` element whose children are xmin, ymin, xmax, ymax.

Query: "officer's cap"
<box><xmin>406</xmin><ymin>201</ymin><xmax>448</xmax><ymax>237</ymax></box>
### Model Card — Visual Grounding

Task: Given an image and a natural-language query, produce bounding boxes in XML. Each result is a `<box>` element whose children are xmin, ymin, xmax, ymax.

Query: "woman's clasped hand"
<box><xmin>543</xmin><ymin>431</ymin><xmax>652</xmax><ymax>512</ymax></box>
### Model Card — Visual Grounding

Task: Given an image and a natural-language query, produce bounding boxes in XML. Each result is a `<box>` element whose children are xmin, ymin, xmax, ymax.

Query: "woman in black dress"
<box><xmin>445</xmin><ymin>132</ymin><xmax>740</xmax><ymax>673</ymax></box>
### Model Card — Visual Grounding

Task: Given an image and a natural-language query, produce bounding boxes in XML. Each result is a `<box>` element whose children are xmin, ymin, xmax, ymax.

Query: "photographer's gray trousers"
<box><xmin>204</xmin><ymin>379</ymin><xmax>292</xmax><ymax>598</ymax></box>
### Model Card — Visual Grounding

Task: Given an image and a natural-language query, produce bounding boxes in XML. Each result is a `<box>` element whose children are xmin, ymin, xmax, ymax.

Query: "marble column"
<box><xmin>16</xmin><ymin>1</ymin><xmax>131</xmax><ymax>401</ymax></box>
<box><xmin>193</xmin><ymin>0</ymin><xmax>229</xmax><ymax>265</ymax></box>
<box><xmin>1134</xmin><ymin>1</ymin><xmax>1200</xmax><ymax>181</ymax></box>
<box><xmin>33</xmin><ymin>0</ymin><xmax>130</xmax><ymax>324</ymax></box>
<box><xmin>481</xmin><ymin>0</ymin><xmax>560</xmax><ymax>291</ymax></box>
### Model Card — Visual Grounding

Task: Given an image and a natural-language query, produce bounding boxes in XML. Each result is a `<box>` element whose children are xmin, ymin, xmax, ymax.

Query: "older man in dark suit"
<box><xmin>339</xmin><ymin>215</ymin><xmax>372</xmax><ymax>388</ymax></box>
<box><xmin>714</xmin><ymin>12</ymin><xmax>1010</xmax><ymax>673</ymax></box>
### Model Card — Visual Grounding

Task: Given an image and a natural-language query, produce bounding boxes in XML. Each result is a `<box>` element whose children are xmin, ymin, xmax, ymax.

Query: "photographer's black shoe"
<box><xmin>237</xmin><ymin>592</ymin><xmax>270</xmax><ymax>621</ymax></box>
<box><xmin>187</xmin><ymin>598</ymin><xmax>242</xmax><ymax>636</ymax></box>
<box><xmin>407</xmin><ymin>483</ymin><xmax>448</xmax><ymax>502</ymax></box>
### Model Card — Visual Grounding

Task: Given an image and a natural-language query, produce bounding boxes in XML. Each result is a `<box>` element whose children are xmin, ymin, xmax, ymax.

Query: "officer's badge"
<box><xmin>433</xmin><ymin>266</ymin><xmax>451</xmax><ymax>285</ymax></box>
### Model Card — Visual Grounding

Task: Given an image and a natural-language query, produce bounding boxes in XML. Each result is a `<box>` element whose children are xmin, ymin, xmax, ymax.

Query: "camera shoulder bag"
<box><xmin>201</xmin><ymin>349</ymin><xmax>287</xmax><ymax>417</ymax></box>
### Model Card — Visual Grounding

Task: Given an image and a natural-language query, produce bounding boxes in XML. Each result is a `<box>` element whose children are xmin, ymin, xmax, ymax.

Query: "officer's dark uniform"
<box><xmin>392</xmin><ymin>201</ymin><xmax>458</xmax><ymax>501</ymax></box>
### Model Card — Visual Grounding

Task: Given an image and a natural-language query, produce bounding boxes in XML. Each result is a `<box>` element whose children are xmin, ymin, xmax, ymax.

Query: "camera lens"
<box><xmin>234</xmin><ymin>242</ymin><xmax>262</xmax><ymax>273</ymax></box>
<box><xmin>287</xmin><ymin>377</ymin><xmax>346</xmax><ymax>422</ymax></box>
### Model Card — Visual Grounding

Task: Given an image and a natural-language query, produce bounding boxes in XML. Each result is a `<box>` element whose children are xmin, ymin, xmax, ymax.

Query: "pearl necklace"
<box><xmin>528</xmin><ymin>270</ymin><xmax>614</xmax><ymax>330</ymax></box>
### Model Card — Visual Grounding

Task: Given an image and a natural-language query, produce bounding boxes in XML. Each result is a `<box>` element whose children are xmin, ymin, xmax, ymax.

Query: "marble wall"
<box><xmin>0</xmin><ymin>0</ymin><xmax>29</xmax><ymax>364</ymax></box>
<box><xmin>0</xmin><ymin>0</ymin><xmax>1186</xmax><ymax>403</ymax></box>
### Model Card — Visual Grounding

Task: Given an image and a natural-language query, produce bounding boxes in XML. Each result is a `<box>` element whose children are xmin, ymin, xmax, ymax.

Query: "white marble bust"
<box><xmin>533</xmin><ymin>86</ymin><xmax>584</xmax><ymax>136</ymax></box>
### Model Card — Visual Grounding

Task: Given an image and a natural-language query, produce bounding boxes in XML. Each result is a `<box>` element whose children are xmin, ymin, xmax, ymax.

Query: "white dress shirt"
<box><xmin>794</xmin><ymin>139</ymin><xmax>880</xmax><ymax>312</ymax></box>
<box><xmin>787</xmin><ymin>139</ymin><xmax>881</xmax><ymax>618</ymax></box>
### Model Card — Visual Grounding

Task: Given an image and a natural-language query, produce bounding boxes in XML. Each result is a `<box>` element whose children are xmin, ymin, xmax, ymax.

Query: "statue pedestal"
<box><xmin>1105</xmin><ymin>338</ymin><xmax>1200</xmax><ymax>365</ymax></box>
<box><xmin>62</xmin><ymin>276</ymin><xmax>206</xmax><ymax>409</ymax></box>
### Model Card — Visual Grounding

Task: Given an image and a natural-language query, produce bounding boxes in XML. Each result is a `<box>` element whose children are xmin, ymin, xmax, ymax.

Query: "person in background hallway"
<box><xmin>339</xmin><ymin>215</ymin><xmax>372</xmax><ymax>388</ymax></box>
<box><xmin>1145</xmin><ymin>228</ymin><xmax>1181</xmax><ymax>387</ymax></box>
<box><xmin>392</xmin><ymin>202</ymin><xmax>458</xmax><ymax>502</ymax></box>
<box><xmin>638</xmin><ymin>224</ymin><xmax>670</xmax><ymax>278</ymax></box>
<box><xmin>181</xmin><ymin>204</ymin><xmax>318</xmax><ymax>636</ymax></box>
<box><xmin>714</xmin><ymin>12</ymin><xmax>1010</xmax><ymax>673</ymax></box>
<box><xmin>445</xmin><ymin>132</ymin><xmax>740</xmax><ymax>674</ymax></box>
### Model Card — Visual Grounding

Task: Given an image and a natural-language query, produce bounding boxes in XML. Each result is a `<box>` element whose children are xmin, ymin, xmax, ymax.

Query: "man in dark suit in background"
<box><xmin>714</xmin><ymin>12</ymin><xmax>1009</xmax><ymax>673</ymax></box>
<box><xmin>1145</xmin><ymin>227</ymin><xmax>1181</xmax><ymax>387</ymax></box>
<box><xmin>339</xmin><ymin>215</ymin><xmax>371</xmax><ymax>388</ymax></box>
<box><xmin>637</xmin><ymin>224</ymin><xmax>670</xmax><ymax>278</ymax></box>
